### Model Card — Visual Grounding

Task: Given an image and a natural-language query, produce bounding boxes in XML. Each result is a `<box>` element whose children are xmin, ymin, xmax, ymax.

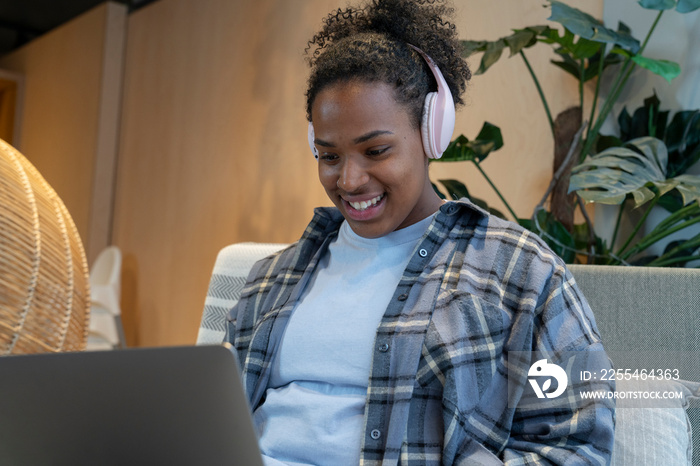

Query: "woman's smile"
<box><xmin>341</xmin><ymin>193</ymin><xmax>386</xmax><ymax>221</ymax></box>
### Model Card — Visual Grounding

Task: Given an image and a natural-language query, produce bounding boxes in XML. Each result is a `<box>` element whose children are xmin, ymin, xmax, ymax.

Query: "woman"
<box><xmin>227</xmin><ymin>0</ymin><xmax>615</xmax><ymax>464</ymax></box>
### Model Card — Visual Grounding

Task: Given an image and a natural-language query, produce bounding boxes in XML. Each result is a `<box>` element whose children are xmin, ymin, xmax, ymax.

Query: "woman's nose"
<box><xmin>337</xmin><ymin>157</ymin><xmax>370</xmax><ymax>192</ymax></box>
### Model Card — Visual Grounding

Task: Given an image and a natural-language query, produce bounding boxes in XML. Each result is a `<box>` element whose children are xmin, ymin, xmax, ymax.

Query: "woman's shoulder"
<box><xmin>448</xmin><ymin>198</ymin><xmax>570</xmax><ymax>284</ymax></box>
<box><xmin>450</xmin><ymin>199</ymin><xmax>561</xmax><ymax>257</ymax></box>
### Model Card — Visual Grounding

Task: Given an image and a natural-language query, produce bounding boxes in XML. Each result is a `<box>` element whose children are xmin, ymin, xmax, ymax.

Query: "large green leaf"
<box><xmin>438</xmin><ymin>179</ymin><xmax>470</xmax><ymax>199</ymax></box>
<box><xmin>657</xmin><ymin>190</ymin><xmax>686</xmax><ymax>213</ymax></box>
<box><xmin>616</xmin><ymin>93</ymin><xmax>669</xmax><ymax>141</ymax></box>
<box><xmin>634</xmin><ymin>136</ymin><xmax>669</xmax><ymax>170</ymax></box>
<box><xmin>570</xmin><ymin>137</ymin><xmax>700</xmax><ymax>207</ymax></box>
<box><xmin>667</xmin><ymin>110</ymin><xmax>700</xmax><ymax>153</ymax></box>
<box><xmin>541</xmin><ymin>27</ymin><xmax>599</xmax><ymax>59</ymax></box>
<box><xmin>570</xmin><ymin>37</ymin><xmax>603</xmax><ymax>59</ymax></box>
<box><xmin>475</xmin><ymin>122</ymin><xmax>504</xmax><ymax>151</ymax></box>
<box><xmin>632</xmin><ymin>56</ymin><xmax>681</xmax><ymax>82</ymax></box>
<box><xmin>666</xmin><ymin>110</ymin><xmax>700</xmax><ymax>176</ymax></box>
<box><xmin>548</xmin><ymin>1</ymin><xmax>640</xmax><ymax>52</ymax></box>
<box><xmin>438</xmin><ymin>123</ymin><xmax>504</xmax><ymax>163</ymax></box>
<box><xmin>608</xmin><ymin>95</ymin><xmax>699</xmax><ymax>178</ymax></box>
<box><xmin>461</xmin><ymin>40</ymin><xmax>488</xmax><ymax>57</ymax></box>
<box><xmin>461</xmin><ymin>28</ymin><xmax>549</xmax><ymax>74</ymax></box>
<box><xmin>677</xmin><ymin>0</ymin><xmax>700</xmax><ymax>12</ymax></box>
<box><xmin>583</xmin><ymin>48</ymin><xmax>624</xmax><ymax>81</ymax></box>
<box><xmin>672</xmin><ymin>175</ymin><xmax>700</xmax><ymax>205</ymax></box>
<box><xmin>611</xmin><ymin>48</ymin><xmax>681</xmax><ymax>82</ymax></box>
<box><xmin>540</xmin><ymin>20</ymin><xmax>632</xmax><ymax>82</ymax></box>
<box><xmin>549</xmin><ymin>48</ymin><xmax>618</xmax><ymax>83</ymax></box>
<box><xmin>638</xmin><ymin>0</ymin><xmax>676</xmax><ymax>9</ymax></box>
<box><xmin>505</xmin><ymin>30</ymin><xmax>538</xmax><ymax>57</ymax></box>
<box><xmin>550</xmin><ymin>55</ymin><xmax>581</xmax><ymax>80</ymax></box>
<box><xmin>637</xmin><ymin>0</ymin><xmax>700</xmax><ymax>12</ymax></box>
<box><xmin>478</xmin><ymin>40</ymin><xmax>507</xmax><ymax>74</ymax></box>
<box><xmin>570</xmin><ymin>137</ymin><xmax>668</xmax><ymax>206</ymax></box>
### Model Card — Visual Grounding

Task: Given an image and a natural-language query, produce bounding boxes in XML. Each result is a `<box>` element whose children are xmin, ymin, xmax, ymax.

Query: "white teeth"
<box><xmin>349</xmin><ymin>194</ymin><xmax>383</xmax><ymax>211</ymax></box>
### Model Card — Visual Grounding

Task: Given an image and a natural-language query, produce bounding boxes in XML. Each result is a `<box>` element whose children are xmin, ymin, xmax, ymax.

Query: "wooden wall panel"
<box><xmin>114</xmin><ymin>0</ymin><xmax>336</xmax><ymax>346</ymax></box>
<box><xmin>0</xmin><ymin>3</ymin><xmax>127</xmax><ymax>264</ymax></box>
<box><xmin>114</xmin><ymin>0</ymin><xmax>603</xmax><ymax>347</ymax></box>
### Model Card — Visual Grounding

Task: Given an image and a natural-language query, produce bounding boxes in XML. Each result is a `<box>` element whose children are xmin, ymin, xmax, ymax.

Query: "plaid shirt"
<box><xmin>226</xmin><ymin>199</ymin><xmax>615</xmax><ymax>465</ymax></box>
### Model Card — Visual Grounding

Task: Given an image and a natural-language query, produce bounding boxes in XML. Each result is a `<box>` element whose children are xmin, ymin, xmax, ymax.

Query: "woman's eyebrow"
<box><xmin>314</xmin><ymin>130</ymin><xmax>394</xmax><ymax>148</ymax></box>
<box><xmin>354</xmin><ymin>130</ymin><xmax>393</xmax><ymax>144</ymax></box>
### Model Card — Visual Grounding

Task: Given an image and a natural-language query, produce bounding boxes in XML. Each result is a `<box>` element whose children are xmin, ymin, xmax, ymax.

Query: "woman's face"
<box><xmin>311</xmin><ymin>80</ymin><xmax>442</xmax><ymax>239</ymax></box>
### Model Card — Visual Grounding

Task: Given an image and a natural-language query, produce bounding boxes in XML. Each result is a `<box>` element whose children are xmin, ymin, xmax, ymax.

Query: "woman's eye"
<box><xmin>366</xmin><ymin>147</ymin><xmax>389</xmax><ymax>157</ymax></box>
<box><xmin>320</xmin><ymin>153</ymin><xmax>339</xmax><ymax>162</ymax></box>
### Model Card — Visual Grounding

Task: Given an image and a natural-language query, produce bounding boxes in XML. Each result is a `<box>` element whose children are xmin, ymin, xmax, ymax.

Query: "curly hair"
<box><xmin>305</xmin><ymin>0</ymin><xmax>471</xmax><ymax>126</ymax></box>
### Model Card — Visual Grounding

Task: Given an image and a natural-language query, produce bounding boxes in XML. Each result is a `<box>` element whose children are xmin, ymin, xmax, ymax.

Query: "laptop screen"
<box><xmin>0</xmin><ymin>345</ymin><xmax>263</xmax><ymax>466</ymax></box>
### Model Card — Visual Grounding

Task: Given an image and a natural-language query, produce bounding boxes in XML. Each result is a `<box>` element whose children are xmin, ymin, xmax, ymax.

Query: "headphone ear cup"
<box><xmin>308</xmin><ymin>122</ymin><xmax>319</xmax><ymax>160</ymax></box>
<box><xmin>421</xmin><ymin>92</ymin><xmax>438</xmax><ymax>159</ymax></box>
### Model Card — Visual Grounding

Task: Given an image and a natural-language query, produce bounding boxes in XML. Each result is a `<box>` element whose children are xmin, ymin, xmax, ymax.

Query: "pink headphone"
<box><xmin>308</xmin><ymin>44</ymin><xmax>456</xmax><ymax>160</ymax></box>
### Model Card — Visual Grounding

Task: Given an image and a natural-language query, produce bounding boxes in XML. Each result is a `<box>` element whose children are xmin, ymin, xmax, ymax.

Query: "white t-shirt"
<box><xmin>255</xmin><ymin>214</ymin><xmax>434</xmax><ymax>465</ymax></box>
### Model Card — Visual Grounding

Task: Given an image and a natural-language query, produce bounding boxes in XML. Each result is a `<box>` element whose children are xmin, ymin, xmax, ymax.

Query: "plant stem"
<box><xmin>647</xmin><ymin>202</ymin><xmax>700</xmax><ymax>235</ymax></box>
<box><xmin>533</xmin><ymin>122</ymin><xmax>587</xmax><ymax>217</ymax></box>
<box><xmin>581</xmin><ymin>10</ymin><xmax>665</xmax><ymax>162</ymax></box>
<box><xmin>520</xmin><ymin>50</ymin><xmax>555</xmax><ymax>139</ymax></box>
<box><xmin>622</xmin><ymin>215</ymin><xmax>700</xmax><ymax>261</ymax></box>
<box><xmin>650</xmin><ymin>254</ymin><xmax>700</xmax><ymax>267</ymax></box>
<box><xmin>579</xmin><ymin>58</ymin><xmax>585</xmax><ymax>124</ymax></box>
<box><xmin>639</xmin><ymin>10</ymin><xmax>664</xmax><ymax>51</ymax></box>
<box><xmin>577</xmin><ymin>195</ymin><xmax>596</xmax><ymax>263</ymax></box>
<box><xmin>614</xmin><ymin>196</ymin><xmax>659</xmax><ymax>258</ymax></box>
<box><xmin>471</xmin><ymin>160</ymin><xmax>519</xmax><ymax>221</ymax></box>
<box><xmin>585</xmin><ymin>46</ymin><xmax>606</xmax><ymax>144</ymax></box>
<box><xmin>581</xmin><ymin>56</ymin><xmax>634</xmax><ymax>162</ymax></box>
<box><xmin>610</xmin><ymin>200</ymin><xmax>625</xmax><ymax>251</ymax></box>
<box><xmin>647</xmin><ymin>234</ymin><xmax>700</xmax><ymax>266</ymax></box>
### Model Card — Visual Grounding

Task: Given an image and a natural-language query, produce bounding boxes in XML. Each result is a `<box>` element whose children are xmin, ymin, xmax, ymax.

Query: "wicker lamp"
<box><xmin>0</xmin><ymin>138</ymin><xmax>90</xmax><ymax>354</ymax></box>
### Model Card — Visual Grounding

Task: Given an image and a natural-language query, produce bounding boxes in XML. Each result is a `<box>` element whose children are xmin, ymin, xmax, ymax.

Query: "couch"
<box><xmin>198</xmin><ymin>242</ymin><xmax>700</xmax><ymax>465</ymax></box>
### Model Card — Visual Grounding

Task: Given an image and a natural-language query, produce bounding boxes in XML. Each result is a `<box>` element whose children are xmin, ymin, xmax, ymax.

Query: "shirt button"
<box><xmin>418</xmin><ymin>248</ymin><xmax>428</xmax><ymax>257</ymax></box>
<box><xmin>378</xmin><ymin>343</ymin><xmax>389</xmax><ymax>352</ymax></box>
<box><xmin>370</xmin><ymin>429</ymin><xmax>381</xmax><ymax>440</ymax></box>
<box><xmin>397</xmin><ymin>293</ymin><xmax>408</xmax><ymax>301</ymax></box>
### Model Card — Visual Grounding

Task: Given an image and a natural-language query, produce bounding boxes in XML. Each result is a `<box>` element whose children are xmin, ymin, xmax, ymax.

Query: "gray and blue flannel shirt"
<box><xmin>226</xmin><ymin>199</ymin><xmax>615</xmax><ymax>465</ymax></box>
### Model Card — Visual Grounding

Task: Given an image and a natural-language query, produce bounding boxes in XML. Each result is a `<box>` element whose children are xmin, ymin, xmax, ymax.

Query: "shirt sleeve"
<box><xmin>501</xmin><ymin>266</ymin><xmax>616</xmax><ymax>465</ymax></box>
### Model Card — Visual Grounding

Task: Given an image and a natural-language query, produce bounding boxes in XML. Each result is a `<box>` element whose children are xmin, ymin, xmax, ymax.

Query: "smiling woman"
<box><xmin>224</xmin><ymin>0</ymin><xmax>616</xmax><ymax>464</ymax></box>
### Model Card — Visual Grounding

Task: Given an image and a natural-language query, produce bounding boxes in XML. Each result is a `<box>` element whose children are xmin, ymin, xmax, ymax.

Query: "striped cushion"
<box><xmin>197</xmin><ymin>243</ymin><xmax>287</xmax><ymax>345</ymax></box>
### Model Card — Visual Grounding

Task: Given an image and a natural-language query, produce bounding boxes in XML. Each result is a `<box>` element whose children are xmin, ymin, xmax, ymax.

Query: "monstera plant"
<box><xmin>570</xmin><ymin>95</ymin><xmax>700</xmax><ymax>266</ymax></box>
<box><xmin>431</xmin><ymin>0</ymin><xmax>700</xmax><ymax>266</ymax></box>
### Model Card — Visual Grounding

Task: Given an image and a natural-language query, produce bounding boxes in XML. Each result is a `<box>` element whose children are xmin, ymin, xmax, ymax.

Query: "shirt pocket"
<box><xmin>415</xmin><ymin>290</ymin><xmax>510</xmax><ymax>394</ymax></box>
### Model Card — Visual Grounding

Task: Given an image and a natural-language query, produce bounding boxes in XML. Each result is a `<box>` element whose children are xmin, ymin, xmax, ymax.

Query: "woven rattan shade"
<box><xmin>0</xmin><ymin>138</ymin><xmax>90</xmax><ymax>354</ymax></box>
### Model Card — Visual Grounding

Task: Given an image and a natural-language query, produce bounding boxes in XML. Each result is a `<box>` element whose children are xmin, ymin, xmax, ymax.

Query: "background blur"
<box><xmin>0</xmin><ymin>0</ymin><xmax>697</xmax><ymax>346</ymax></box>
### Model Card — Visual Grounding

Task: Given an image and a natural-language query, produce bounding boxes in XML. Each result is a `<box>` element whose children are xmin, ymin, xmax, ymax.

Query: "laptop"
<box><xmin>0</xmin><ymin>345</ymin><xmax>264</xmax><ymax>466</ymax></box>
